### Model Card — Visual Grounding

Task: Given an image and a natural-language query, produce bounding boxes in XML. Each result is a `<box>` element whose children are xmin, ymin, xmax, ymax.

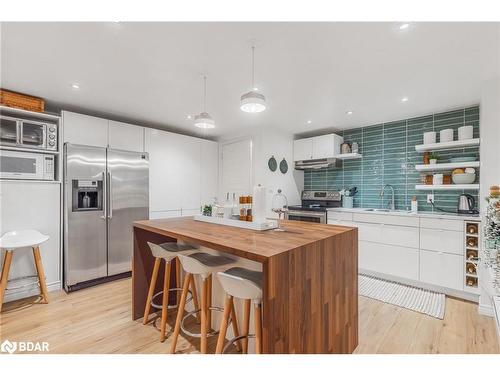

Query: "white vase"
<box><xmin>429</xmin><ymin>159</ymin><xmax>437</xmax><ymax>164</ymax></box>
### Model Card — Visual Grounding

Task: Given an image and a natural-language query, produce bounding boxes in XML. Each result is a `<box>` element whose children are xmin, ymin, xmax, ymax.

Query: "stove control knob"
<box><xmin>49</xmin><ymin>141</ymin><xmax>55</xmax><ymax>147</ymax></box>
<box><xmin>49</xmin><ymin>127</ymin><xmax>56</xmax><ymax>132</ymax></box>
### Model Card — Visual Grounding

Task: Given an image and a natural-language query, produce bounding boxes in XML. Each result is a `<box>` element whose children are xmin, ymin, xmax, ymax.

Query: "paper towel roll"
<box><xmin>252</xmin><ymin>184</ymin><xmax>266</xmax><ymax>224</ymax></box>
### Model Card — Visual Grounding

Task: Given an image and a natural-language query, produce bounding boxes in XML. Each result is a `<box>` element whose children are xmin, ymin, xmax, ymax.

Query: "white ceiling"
<box><xmin>1</xmin><ymin>22</ymin><xmax>498</xmax><ymax>139</ymax></box>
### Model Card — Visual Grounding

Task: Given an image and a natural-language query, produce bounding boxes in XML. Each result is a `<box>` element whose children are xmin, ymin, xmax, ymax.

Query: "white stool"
<box><xmin>0</xmin><ymin>230</ymin><xmax>50</xmax><ymax>312</ymax></box>
<box><xmin>144</xmin><ymin>241</ymin><xmax>200</xmax><ymax>342</ymax></box>
<box><xmin>215</xmin><ymin>267</ymin><xmax>263</xmax><ymax>354</ymax></box>
<box><xmin>170</xmin><ymin>251</ymin><xmax>236</xmax><ymax>354</ymax></box>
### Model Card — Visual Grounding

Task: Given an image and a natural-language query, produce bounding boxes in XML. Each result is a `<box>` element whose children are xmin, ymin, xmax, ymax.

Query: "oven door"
<box><xmin>20</xmin><ymin>120</ymin><xmax>47</xmax><ymax>149</ymax></box>
<box><xmin>0</xmin><ymin>115</ymin><xmax>21</xmax><ymax>147</ymax></box>
<box><xmin>287</xmin><ymin>210</ymin><xmax>326</xmax><ymax>224</ymax></box>
<box><xmin>0</xmin><ymin>150</ymin><xmax>45</xmax><ymax>179</ymax></box>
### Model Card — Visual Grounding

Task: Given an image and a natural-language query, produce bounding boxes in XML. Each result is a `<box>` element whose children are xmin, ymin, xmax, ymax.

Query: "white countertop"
<box><xmin>327</xmin><ymin>207</ymin><xmax>480</xmax><ymax>221</ymax></box>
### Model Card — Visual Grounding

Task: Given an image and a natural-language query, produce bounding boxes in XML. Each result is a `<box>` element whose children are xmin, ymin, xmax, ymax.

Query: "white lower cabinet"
<box><xmin>420</xmin><ymin>249</ymin><xmax>463</xmax><ymax>290</ymax></box>
<box><xmin>357</xmin><ymin>222</ymin><xmax>419</xmax><ymax>249</ymax></box>
<box><xmin>359</xmin><ymin>241</ymin><xmax>419</xmax><ymax>280</ymax></box>
<box><xmin>420</xmin><ymin>227</ymin><xmax>463</xmax><ymax>255</ymax></box>
<box><xmin>328</xmin><ymin>210</ymin><xmax>470</xmax><ymax>297</ymax></box>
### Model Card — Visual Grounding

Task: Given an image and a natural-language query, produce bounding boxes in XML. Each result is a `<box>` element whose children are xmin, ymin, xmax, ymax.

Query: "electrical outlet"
<box><xmin>427</xmin><ymin>194</ymin><xmax>434</xmax><ymax>204</ymax></box>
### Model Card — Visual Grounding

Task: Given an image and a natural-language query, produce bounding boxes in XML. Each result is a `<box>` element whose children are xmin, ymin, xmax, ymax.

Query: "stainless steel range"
<box><xmin>286</xmin><ymin>190</ymin><xmax>341</xmax><ymax>224</ymax></box>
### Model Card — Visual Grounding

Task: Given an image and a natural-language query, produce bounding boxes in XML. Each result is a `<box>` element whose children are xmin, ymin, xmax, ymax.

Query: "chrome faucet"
<box><xmin>379</xmin><ymin>184</ymin><xmax>395</xmax><ymax>211</ymax></box>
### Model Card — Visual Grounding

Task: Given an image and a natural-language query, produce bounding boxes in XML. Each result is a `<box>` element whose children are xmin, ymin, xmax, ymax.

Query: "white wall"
<box><xmin>0</xmin><ymin>181</ymin><xmax>62</xmax><ymax>302</ymax></box>
<box><xmin>219</xmin><ymin>127</ymin><xmax>303</xmax><ymax>217</ymax></box>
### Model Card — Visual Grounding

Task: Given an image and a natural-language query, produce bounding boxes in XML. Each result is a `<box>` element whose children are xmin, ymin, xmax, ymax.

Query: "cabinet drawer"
<box><xmin>420</xmin><ymin>228</ymin><xmax>463</xmax><ymax>255</ymax></box>
<box><xmin>357</xmin><ymin>222</ymin><xmax>419</xmax><ymax>248</ymax></box>
<box><xmin>359</xmin><ymin>241</ymin><xmax>419</xmax><ymax>280</ymax></box>
<box><xmin>327</xmin><ymin>219</ymin><xmax>356</xmax><ymax>227</ymax></box>
<box><xmin>420</xmin><ymin>218</ymin><xmax>463</xmax><ymax>232</ymax></box>
<box><xmin>353</xmin><ymin>213</ymin><xmax>419</xmax><ymax>227</ymax></box>
<box><xmin>327</xmin><ymin>211</ymin><xmax>353</xmax><ymax>221</ymax></box>
<box><xmin>420</xmin><ymin>249</ymin><xmax>463</xmax><ymax>290</ymax></box>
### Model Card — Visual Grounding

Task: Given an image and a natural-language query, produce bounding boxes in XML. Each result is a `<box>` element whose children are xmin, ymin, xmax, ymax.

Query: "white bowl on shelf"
<box><xmin>458</xmin><ymin>125</ymin><xmax>473</xmax><ymax>140</ymax></box>
<box><xmin>423</xmin><ymin>131</ymin><xmax>436</xmax><ymax>144</ymax></box>
<box><xmin>439</xmin><ymin>129</ymin><xmax>454</xmax><ymax>143</ymax></box>
<box><xmin>452</xmin><ymin>173</ymin><xmax>476</xmax><ymax>184</ymax></box>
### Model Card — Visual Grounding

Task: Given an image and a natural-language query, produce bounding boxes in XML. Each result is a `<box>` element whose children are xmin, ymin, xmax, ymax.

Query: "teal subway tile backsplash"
<box><xmin>304</xmin><ymin>106</ymin><xmax>480</xmax><ymax>212</ymax></box>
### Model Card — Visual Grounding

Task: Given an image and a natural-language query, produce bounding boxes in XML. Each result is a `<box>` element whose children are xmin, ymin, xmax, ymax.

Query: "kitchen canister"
<box><xmin>342</xmin><ymin>196</ymin><xmax>354</xmax><ymax>209</ymax></box>
<box><xmin>423</xmin><ymin>131</ymin><xmax>436</xmax><ymax>144</ymax></box>
<box><xmin>458</xmin><ymin>125</ymin><xmax>473</xmax><ymax>140</ymax></box>
<box><xmin>439</xmin><ymin>128</ymin><xmax>453</xmax><ymax>143</ymax></box>
<box><xmin>433</xmin><ymin>173</ymin><xmax>443</xmax><ymax>185</ymax></box>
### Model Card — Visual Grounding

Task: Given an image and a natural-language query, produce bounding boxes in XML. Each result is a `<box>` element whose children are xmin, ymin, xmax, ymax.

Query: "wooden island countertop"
<box><xmin>133</xmin><ymin>217</ymin><xmax>358</xmax><ymax>354</ymax></box>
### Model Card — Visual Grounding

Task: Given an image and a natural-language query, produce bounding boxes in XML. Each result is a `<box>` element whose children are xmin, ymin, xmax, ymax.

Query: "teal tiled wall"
<box><xmin>304</xmin><ymin>106</ymin><xmax>480</xmax><ymax>212</ymax></box>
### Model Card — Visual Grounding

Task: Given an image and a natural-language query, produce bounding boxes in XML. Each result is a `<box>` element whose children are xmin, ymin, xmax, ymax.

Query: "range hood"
<box><xmin>294</xmin><ymin>158</ymin><xmax>342</xmax><ymax>170</ymax></box>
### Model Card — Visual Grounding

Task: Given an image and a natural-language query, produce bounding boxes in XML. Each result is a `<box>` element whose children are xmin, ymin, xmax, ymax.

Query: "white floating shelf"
<box><xmin>415</xmin><ymin>161</ymin><xmax>480</xmax><ymax>172</ymax></box>
<box><xmin>415</xmin><ymin>138</ymin><xmax>480</xmax><ymax>152</ymax></box>
<box><xmin>334</xmin><ymin>153</ymin><xmax>362</xmax><ymax>160</ymax></box>
<box><xmin>415</xmin><ymin>184</ymin><xmax>480</xmax><ymax>191</ymax></box>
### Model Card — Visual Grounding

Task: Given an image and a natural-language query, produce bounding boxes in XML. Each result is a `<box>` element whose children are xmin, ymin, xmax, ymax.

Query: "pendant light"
<box><xmin>240</xmin><ymin>46</ymin><xmax>267</xmax><ymax>113</ymax></box>
<box><xmin>194</xmin><ymin>75</ymin><xmax>215</xmax><ymax>129</ymax></box>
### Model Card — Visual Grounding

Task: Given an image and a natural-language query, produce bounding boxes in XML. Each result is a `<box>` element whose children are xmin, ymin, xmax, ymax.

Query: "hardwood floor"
<box><xmin>1</xmin><ymin>278</ymin><xmax>498</xmax><ymax>354</ymax></box>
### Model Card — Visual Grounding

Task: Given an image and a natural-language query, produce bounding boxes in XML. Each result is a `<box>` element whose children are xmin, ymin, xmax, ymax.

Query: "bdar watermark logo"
<box><xmin>0</xmin><ymin>340</ymin><xmax>17</xmax><ymax>354</ymax></box>
<box><xmin>1</xmin><ymin>339</ymin><xmax>49</xmax><ymax>354</ymax></box>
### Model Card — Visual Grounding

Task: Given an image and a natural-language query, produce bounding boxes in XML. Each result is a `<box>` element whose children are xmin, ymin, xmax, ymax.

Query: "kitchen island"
<box><xmin>133</xmin><ymin>217</ymin><xmax>358</xmax><ymax>354</ymax></box>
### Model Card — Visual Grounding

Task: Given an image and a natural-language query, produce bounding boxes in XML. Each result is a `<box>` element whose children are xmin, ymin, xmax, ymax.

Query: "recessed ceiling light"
<box><xmin>399</xmin><ymin>23</ymin><xmax>410</xmax><ymax>30</ymax></box>
<box><xmin>401</xmin><ymin>97</ymin><xmax>409</xmax><ymax>102</ymax></box>
<box><xmin>187</xmin><ymin>115</ymin><xmax>192</xmax><ymax>119</ymax></box>
<box><xmin>71</xmin><ymin>83</ymin><xmax>80</xmax><ymax>90</ymax></box>
<box><xmin>253</xmin><ymin>87</ymin><xmax>259</xmax><ymax>91</ymax></box>
<box><xmin>307</xmin><ymin>120</ymin><xmax>312</xmax><ymax>124</ymax></box>
<box><xmin>346</xmin><ymin>111</ymin><xmax>353</xmax><ymax>115</ymax></box>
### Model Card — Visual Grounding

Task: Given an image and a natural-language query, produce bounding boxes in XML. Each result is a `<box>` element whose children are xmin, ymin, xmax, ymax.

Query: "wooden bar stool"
<box><xmin>0</xmin><ymin>230</ymin><xmax>50</xmax><ymax>312</ymax></box>
<box><xmin>170</xmin><ymin>251</ymin><xmax>236</xmax><ymax>354</ymax></box>
<box><xmin>143</xmin><ymin>242</ymin><xmax>200</xmax><ymax>342</ymax></box>
<box><xmin>215</xmin><ymin>267</ymin><xmax>263</xmax><ymax>354</ymax></box>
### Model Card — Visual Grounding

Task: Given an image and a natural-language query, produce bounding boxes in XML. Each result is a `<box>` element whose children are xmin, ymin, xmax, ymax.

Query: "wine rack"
<box><xmin>464</xmin><ymin>221</ymin><xmax>480</xmax><ymax>293</ymax></box>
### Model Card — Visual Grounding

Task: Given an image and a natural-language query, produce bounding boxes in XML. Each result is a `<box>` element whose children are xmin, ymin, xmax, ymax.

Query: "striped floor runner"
<box><xmin>359</xmin><ymin>274</ymin><xmax>446</xmax><ymax>319</ymax></box>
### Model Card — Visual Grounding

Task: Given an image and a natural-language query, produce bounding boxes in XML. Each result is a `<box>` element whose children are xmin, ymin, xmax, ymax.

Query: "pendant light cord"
<box><xmin>251</xmin><ymin>46</ymin><xmax>255</xmax><ymax>89</ymax></box>
<box><xmin>203</xmin><ymin>75</ymin><xmax>207</xmax><ymax>112</ymax></box>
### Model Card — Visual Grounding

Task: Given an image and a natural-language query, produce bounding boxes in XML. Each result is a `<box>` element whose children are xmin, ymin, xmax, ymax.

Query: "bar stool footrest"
<box><xmin>180</xmin><ymin>307</ymin><xmax>229</xmax><ymax>338</ymax></box>
<box><xmin>222</xmin><ymin>334</ymin><xmax>255</xmax><ymax>354</ymax></box>
<box><xmin>150</xmin><ymin>288</ymin><xmax>193</xmax><ymax>310</ymax></box>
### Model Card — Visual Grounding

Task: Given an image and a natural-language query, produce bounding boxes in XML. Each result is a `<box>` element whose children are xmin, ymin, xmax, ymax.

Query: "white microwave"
<box><xmin>0</xmin><ymin>149</ymin><xmax>55</xmax><ymax>180</ymax></box>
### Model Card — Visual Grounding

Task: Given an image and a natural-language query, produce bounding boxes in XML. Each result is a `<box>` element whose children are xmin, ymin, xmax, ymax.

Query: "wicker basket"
<box><xmin>0</xmin><ymin>89</ymin><xmax>45</xmax><ymax>112</ymax></box>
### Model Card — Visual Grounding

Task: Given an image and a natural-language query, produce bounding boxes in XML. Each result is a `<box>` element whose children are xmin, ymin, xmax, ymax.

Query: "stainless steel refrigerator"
<box><xmin>64</xmin><ymin>143</ymin><xmax>149</xmax><ymax>291</ymax></box>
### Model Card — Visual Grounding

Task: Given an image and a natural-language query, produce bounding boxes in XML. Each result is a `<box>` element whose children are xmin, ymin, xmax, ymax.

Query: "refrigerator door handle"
<box><xmin>101</xmin><ymin>171</ymin><xmax>107</xmax><ymax>219</ymax></box>
<box><xmin>108</xmin><ymin>171</ymin><xmax>113</xmax><ymax>219</ymax></box>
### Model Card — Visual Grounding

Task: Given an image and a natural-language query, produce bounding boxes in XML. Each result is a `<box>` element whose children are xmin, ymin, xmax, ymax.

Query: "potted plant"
<box><xmin>428</xmin><ymin>153</ymin><xmax>439</xmax><ymax>164</ymax></box>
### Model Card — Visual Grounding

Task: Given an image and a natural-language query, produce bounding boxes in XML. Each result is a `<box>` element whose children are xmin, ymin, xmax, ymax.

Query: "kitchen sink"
<box><xmin>363</xmin><ymin>208</ymin><xmax>391</xmax><ymax>212</ymax></box>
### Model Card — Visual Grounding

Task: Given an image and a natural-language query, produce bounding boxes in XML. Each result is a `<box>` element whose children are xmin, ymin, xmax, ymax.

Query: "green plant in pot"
<box><xmin>428</xmin><ymin>153</ymin><xmax>439</xmax><ymax>165</ymax></box>
<box><xmin>202</xmin><ymin>204</ymin><xmax>212</xmax><ymax>216</ymax></box>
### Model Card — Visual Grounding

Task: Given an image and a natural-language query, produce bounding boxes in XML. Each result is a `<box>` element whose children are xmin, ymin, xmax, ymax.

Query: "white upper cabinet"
<box><xmin>293</xmin><ymin>134</ymin><xmax>343</xmax><ymax>161</ymax></box>
<box><xmin>293</xmin><ymin>138</ymin><xmax>313</xmax><ymax>161</ymax></box>
<box><xmin>145</xmin><ymin>128</ymin><xmax>217</xmax><ymax>217</ymax></box>
<box><xmin>108</xmin><ymin>120</ymin><xmax>144</xmax><ymax>152</ymax></box>
<box><xmin>178</xmin><ymin>134</ymin><xmax>201</xmax><ymax>210</ymax></box>
<box><xmin>200</xmin><ymin>139</ymin><xmax>219</xmax><ymax>205</ymax></box>
<box><xmin>63</xmin><ymin>111</ymin><xmax>108</xmax><ymax>147</ymax></box>
<box><xmin>145</xmin><ymin>129</ymin><xmax>183</xmax><ymax>212</ymax></box>
<box><xmin>312</xmin><ymin>134</ymin><xmax>342</xmax><ymax>159</ymax></box>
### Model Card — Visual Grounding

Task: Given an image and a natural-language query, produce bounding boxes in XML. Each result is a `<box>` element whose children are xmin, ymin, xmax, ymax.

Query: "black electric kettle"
<box><xmin>457</xmin><ymin>194</ymin><xmax>477</xmax><ymax>214</ymax></box>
